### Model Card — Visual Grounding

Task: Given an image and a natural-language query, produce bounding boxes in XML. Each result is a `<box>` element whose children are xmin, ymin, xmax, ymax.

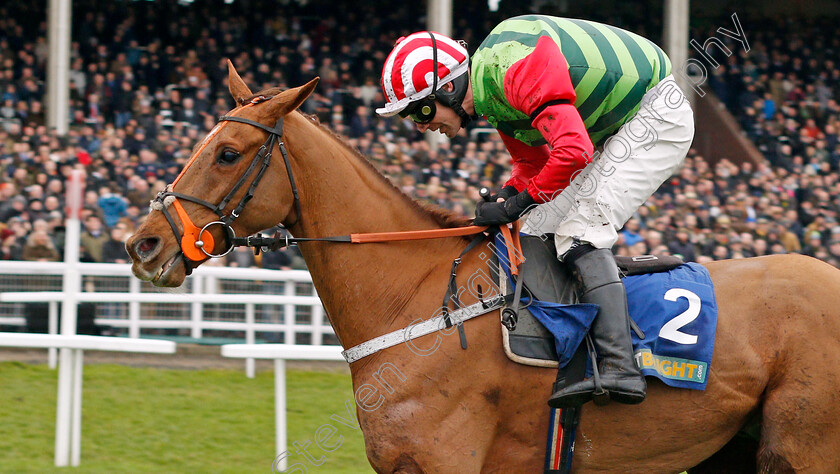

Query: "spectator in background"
<box><xmin>668</xmin><ymin>228</ymin><xmax>697</xmax><ymax>262</ymax></box>
<box><xmin>46</xmin><ymin>211</ymin><xmax>66</xmax><ymax>258</ymax></box>
<box><xmin>801</xmin><ymin>231</ymin><xmax>825</xmax><ymax>258</ymax></box>
<box><xmin>349</xmin><ymin>105</ymin><xmax>374</xmax><ymax>138</ymax></box>
<box><xmin>97</xmin><ymin>187</ymin><xmax>128</xmax><ymax>228</ymax></box>
<box><xmin>126</xmin><ymin>177</ymin><xmax>155</xmax><ymax>209</ymax></box>
<box><xmin>620</xmin><ymin>218</ymin><xmax>644</xmax><ymax>247</ymax></box>
<box><xmin>0</xmin><ymin>195</ymin><xmax>28</xmax><ymax>222</ymax></box>
<box><xmin>261</xmin><ymin>247</ymin><xmax>292</xmax><ymax>271</ymax></box>
<box><xmin>22</xmin><ymin>229</ymin><xmax>60</xmax><ymax>261</ymax></box>
<box><xmin>0</xmin><ymin>226</ymin><xmax>23</xmax><ymax>260</ymax></box>
<box><xmin>80</xmin><ymin>214</ymin><xmax>108</xmax><ymax>263</ymax></box>
<box><xmin>101</xmin><ymin>222</ymin><xmax>130</xmax><ymax>263</ymax></box>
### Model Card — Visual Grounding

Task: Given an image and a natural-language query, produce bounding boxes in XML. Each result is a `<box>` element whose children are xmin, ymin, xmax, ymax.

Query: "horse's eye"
<box><xmin>217</xmin><ymin>149</ymin><xmax>240</xmax><ymax>164</ymax></box>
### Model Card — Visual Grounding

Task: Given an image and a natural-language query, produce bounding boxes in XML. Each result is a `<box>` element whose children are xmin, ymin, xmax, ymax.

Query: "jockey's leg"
<box><xmin>548</xmin><ymin>241</ymin><xmax>645</xmax><ymax>408</ymax></box>
<box><xmin>521</xmin><ymin>75</ymin><xmax>695</xmax><ymax>407</ymax></box>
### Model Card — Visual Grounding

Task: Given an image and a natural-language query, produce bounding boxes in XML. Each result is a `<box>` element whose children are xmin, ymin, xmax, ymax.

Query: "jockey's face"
<box><xmin>414</xmin><ymin>104</ymin><xmax>461</xmax><ymax>138</ymax></box>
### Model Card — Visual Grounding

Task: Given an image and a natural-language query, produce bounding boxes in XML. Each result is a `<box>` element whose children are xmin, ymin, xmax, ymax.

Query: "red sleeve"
<box><xmin>498</xmin><ymin>131</ymin><xmax>550</xmax><ymax>192</ymax></box>
<box><xmin>502</xmin><ymin>36</ymin><xmax>594</xmax><ymax>204</ymax></box>
<box><xmin>527</xmin><ymin>104</ymin><xmax>594</xmax><ymax>202</ymax></box>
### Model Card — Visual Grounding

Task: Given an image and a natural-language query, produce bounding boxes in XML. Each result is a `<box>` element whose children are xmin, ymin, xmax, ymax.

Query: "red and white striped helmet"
<box><xmin>376</xmin><ymin>31</ymin><xmax>470</xmax><ymax>117</ymax></box>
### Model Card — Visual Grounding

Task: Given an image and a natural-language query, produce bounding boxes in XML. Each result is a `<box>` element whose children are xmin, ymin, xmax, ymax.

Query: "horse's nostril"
<box><xmin>135</xmin><ymin>237</ymin><xmax>160</xmax><ymax>259</ymax></box>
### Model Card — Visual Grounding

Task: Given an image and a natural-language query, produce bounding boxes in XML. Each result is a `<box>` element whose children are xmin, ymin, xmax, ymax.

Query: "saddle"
<box><xmin>497</xmin><ymin>235</ymin><xmax>683</xmax><ymax>368</ymax></box>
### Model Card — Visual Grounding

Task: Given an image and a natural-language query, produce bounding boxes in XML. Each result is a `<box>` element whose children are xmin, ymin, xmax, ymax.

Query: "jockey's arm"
<box><xmin>502</xmin><ymin>36</ymin><xmax>594</xmax><ymax>204</ymax></box>
<box><xmin>499</xmin><ymin>131</ymin><xmax>549</xmax><ymax>193</ymax></box>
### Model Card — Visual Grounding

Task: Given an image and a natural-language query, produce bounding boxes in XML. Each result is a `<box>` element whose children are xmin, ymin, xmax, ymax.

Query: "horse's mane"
<box><xmin>247</xmin><ymin>88</ymin><xmax>472</xmax><ymax>229</ymax></box>
<box><xmin>311</xmin><ymin>114</ymin><xmax>472</xmax><ymax>229</ymax></box>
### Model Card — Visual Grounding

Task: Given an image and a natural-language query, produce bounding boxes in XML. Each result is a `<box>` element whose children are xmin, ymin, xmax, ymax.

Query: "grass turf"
<box><xmin>0</xmin><ymin>361</ymin><xmax>372</xmax><ymax>473</ymax></box>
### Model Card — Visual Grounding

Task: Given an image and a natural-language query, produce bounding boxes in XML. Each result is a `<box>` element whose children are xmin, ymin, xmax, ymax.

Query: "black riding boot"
<box><xmin>548</xmin><ymin>245</ymin><xmax>646</xmax><ymax>408</ymax></box>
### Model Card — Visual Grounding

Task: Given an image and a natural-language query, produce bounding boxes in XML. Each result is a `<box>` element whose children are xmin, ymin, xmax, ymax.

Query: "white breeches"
<box><xmin>521</xmin><ymin>75</ymin><xmax>695</xmax><ymax>258</ymax></box>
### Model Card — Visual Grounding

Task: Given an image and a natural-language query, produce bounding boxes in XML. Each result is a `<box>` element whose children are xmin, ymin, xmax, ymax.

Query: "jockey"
<box><xmin>376</xmin><ymin>15</ymin><xmax>695</xmax><ymax>408</ymax></box>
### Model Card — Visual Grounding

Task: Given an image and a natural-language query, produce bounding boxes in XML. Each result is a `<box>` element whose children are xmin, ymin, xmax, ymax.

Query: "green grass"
<box><xmin>0</xmin><ymin>362</ymin><xmax>372</xmax><ymax>473</ymax></box>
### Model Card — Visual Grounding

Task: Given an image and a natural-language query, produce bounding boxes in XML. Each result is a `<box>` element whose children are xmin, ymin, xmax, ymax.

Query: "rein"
<box><xmin>234</xmin><ymin>225</ymin><xmax>490</xmax><ymax>251</ymax></box>
<box><xmin>151</xmin><ymin>96</ymin><xmax>490</xmax><ymax>274</ymax></box>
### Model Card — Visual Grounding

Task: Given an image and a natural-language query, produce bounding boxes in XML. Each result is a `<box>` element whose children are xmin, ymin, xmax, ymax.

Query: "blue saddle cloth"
<box><xmin>622</xmin><ymin>263</ymin><xmax>717</xmax><ymax>390</ymax></box>
<box><xmin>495</xmin><ymin>235</ymin><xmax>718</xmax><ymax>391</ymax></box>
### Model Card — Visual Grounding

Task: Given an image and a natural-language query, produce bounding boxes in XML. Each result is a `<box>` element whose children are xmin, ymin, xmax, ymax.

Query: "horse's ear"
<box><xmin>266</xmin><ymin>77</ymin><xmax>320</xmax><ymax>118</ymax></box>
<box><xmin>227</xmin><ymin>59</ymin><xmax>253</xmax><ymax>106</ymax></box>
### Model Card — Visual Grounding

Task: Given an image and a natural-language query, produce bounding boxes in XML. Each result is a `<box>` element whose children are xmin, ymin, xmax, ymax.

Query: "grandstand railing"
<box><xmin>0</xmin><ymin>261</ymin><xmax>336</xmax><ymax>375</ymax></box>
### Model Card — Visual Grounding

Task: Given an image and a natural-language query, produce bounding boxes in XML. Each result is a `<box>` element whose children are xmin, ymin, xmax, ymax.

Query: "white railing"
<box><xmin>220</xmin><ymin>344</ymin><xmax>347</xmax><ymax>472</ymax></box>
<box><xmin>0</xmin><ymin>261</ymin><xmax>337</xmax><ymax>376</ymax></box>
<box><xmin>0</xmin><ymin>333</ymin><xmax>177</xmax><ymax>467</ymax></box>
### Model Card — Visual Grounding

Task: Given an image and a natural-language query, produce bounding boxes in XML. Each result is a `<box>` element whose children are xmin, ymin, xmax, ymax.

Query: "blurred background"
<box><xmin>2</xmin><ymin>0</ymin><xmax>840</xmax><ymax>470</ymax></box>
<box><xmin>3</xmin><ymin>0</ymin><xmax>840</xmax><ymax>269</ymax></box>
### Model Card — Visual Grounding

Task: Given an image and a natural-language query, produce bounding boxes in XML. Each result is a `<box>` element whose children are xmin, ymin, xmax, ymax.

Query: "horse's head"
<box><xmin>126</xmin><ymin>61</ymin><xmax>318</xmax><ymax>287</ymax></box>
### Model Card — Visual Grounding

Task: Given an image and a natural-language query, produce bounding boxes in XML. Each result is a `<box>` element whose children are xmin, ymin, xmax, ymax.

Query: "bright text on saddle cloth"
<box><xmin>622</xmin><ymin>262</ymin><xmax>718</xmax><ymax>390</ymax></box>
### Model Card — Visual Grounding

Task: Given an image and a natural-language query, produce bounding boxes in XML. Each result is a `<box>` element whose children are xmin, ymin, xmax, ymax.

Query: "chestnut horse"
<box><xmin>126</xmin><ymin>63</ymin><xmax>840</xmax><ymax>473</ymax></box>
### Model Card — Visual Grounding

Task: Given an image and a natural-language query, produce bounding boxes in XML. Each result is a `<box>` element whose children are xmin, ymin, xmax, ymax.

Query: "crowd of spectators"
<box><xmin>3</xmin><ymin>1</ymin><xmax>840</xmax><ymax>270</ymax></box>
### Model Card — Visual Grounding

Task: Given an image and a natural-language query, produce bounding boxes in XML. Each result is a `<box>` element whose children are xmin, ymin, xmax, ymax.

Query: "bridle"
<box><xmin>152</xmin><ymin>95</ymin><xmax>301</xmax><ymax>275</ymax></box>
<box><xmin>152</xmin><ymin>94</ymin><xmax>490</xmax><ymax>277</ymax></box>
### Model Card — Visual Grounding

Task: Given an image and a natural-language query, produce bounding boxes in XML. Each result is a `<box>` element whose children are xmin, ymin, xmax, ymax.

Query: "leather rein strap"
<box><xmin>235</xmin><ymin>225</ymin><xmax>491</xmax><ymax>251</ymax></box>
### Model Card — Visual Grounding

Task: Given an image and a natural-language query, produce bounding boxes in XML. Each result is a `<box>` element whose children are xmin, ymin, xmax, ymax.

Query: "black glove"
<box><xmin>474</xmin><ymin>190</ymin><xmax>536</xmax><ymax>226</ymax></box>
<box><xmin>490</xmin><ymin>185</ymin><xmax>518</xmax><ymax>202</ymax></box>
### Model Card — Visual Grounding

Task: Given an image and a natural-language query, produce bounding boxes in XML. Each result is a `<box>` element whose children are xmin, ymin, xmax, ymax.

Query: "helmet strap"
<box><xmin>452</xmin><ymin>103</ymin><xmax>474</xmax><ymax>128</ymax></box>
<box><xmin>416</xmin><ymin>31</ymin><xmax>474</xmax><ymax>127</ymax></box>
<box><xmin>429</xmin><ymin>32</ymin><xmax>439</xmax><ymax>101</ymax></box>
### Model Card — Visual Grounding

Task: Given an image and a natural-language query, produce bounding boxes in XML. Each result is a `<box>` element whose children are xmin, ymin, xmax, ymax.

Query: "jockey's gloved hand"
<box><xmin>489</xmin><ymin>185</ymin><xmax>518</xmax><ymax>202</ymax></box>
<box><xmin>474</xmin><ymin>190</ymin><xmax>536</xmax><ymax>226</ymax></box>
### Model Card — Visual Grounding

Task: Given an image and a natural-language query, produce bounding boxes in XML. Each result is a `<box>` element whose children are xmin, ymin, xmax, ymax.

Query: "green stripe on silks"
<box><xmin>657</xmin><ymin>48</ymin><xmax>672</xmax><ymax>80</ymax></box>
<box><xmin>577</xmin><ymin>22</ymin><xmax>651</xmax><ymax>138</ymax></box>
<box><xmin>516</xmin><ymin>15</ymin><xmax>591</xmax><ymax>88</ymax></box>
<box><xmin>626</xmin><ymin>32</ymin><xmax>669</xmax><ymax>82</ymax></box>
<box><xmin>565</xmin><ymin>19</ymin><xmax>624</xmax><ymax>76</ymax></box>
<box><xmin>496</xmin><ymin>118</ymin><xmax>548</xmax><ymax>146</ymax></box>
<box><xmin>610</xmin><ymin>27</ymin><xmax>654</xmax><ymax>83</ymax></box>
<box><xmin>480</xmin><ymin>30</ymin><xmax>540</xmax><ymax>49</ymax></box>
<box><xmin>588</xmin><ymin>78</ymin><xmax>649</xmax><ymax>135</ymax></box>
<box><xmin>576</xmin><ymin>71</ymin><xmax>618</xmax><ymax>128</ymax></box>
<box><xmin>659</xmin><ymin>47</ymin><xmax>671</xmax><ymax>80</ymax></box>
<box><xmin>588</xmin><ymin>21</ymin><xmax>641</xmax><ymax>80</ymax></box>
<box><xmin>588</xmin><ymin>106</ymin><xmax>637</xmax><ymax>146</ymax></box>
<box><xmin>563</xmin><ymin>21</ymin><xmax>624</xmax><ymax>125</ymax></box>
<box><xmin>545</xmin><ymin>17</ymin><xmax>608</xmax><ymax>105</ymax></box>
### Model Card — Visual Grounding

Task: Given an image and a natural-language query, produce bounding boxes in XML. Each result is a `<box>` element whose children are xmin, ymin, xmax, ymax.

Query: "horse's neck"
<box><xmin>285</xmin><ymin>114</ymin><xmax>465</xmax><ymax>347</ymax></box>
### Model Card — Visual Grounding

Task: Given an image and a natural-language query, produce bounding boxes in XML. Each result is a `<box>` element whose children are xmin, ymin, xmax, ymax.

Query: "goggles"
<box><xmin>398</xmin><ymin>96</ymin><xmax>437</xmax><ymax>124</ymax></box>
